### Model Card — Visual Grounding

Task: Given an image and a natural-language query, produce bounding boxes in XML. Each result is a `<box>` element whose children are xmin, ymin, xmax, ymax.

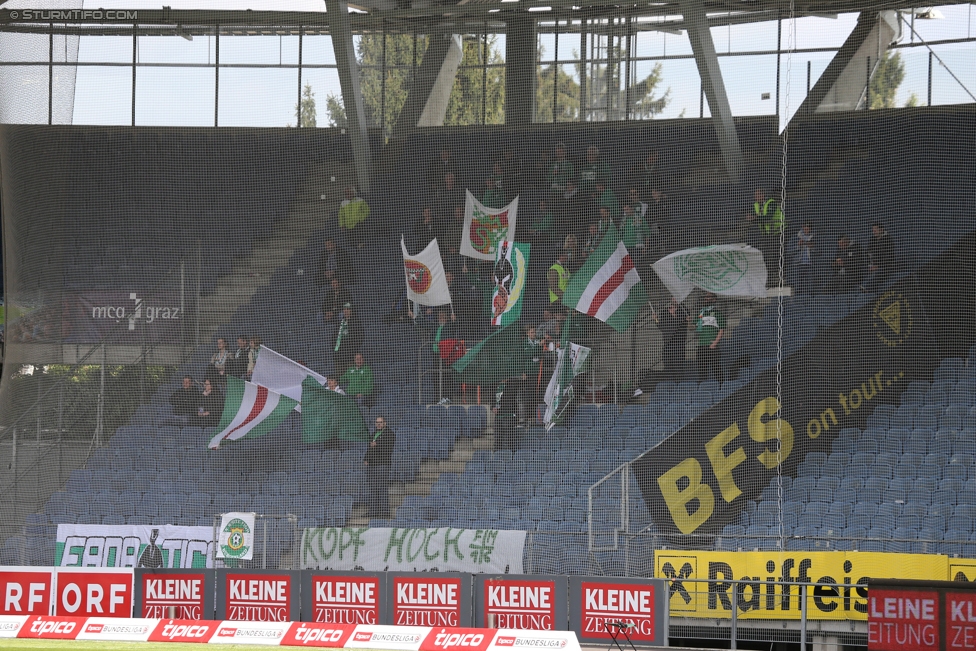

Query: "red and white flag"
<box><xmin>562</xmin><ymin>224</ymin><xmax>646</xmax><ymax>331</ymax></box>
<box><xmin>208</xmin><ymin>377</ymin><xmax>298</xmax><ymax>449</ymax></box>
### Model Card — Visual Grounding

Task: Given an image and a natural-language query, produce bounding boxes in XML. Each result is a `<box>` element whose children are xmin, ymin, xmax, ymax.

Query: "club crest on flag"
<box><xmin>217</xmin><ymin>512</ymin><xmax>255</xmax><ymax>561</ymax></box>
<box><xmin>400</xmin><ymin>237</ymin><xmax>453</xmax><ymax>306</ymax></box>
<box><xmin>221</xmin><ymin>519</ymin><xmax>250</xmax><ymax>558</ymax></box>
<box><xmin>673</xmin><ymin>247</ymin><xmax>750</xmax><ymax>292</ymax></box>
<box><xmin>404</xmin><ymin>259</ymin><xmax>433</xmax><ymax>294</ymax></box>
<box><xmin>460</xmin><ymin>191</ymin><xmax>519</xmax><ymax>260</ymax></box>
<box><xmin>471</xmin><ymin>206</ymin><xmax>509</xmax><ymax>256</ymax></box>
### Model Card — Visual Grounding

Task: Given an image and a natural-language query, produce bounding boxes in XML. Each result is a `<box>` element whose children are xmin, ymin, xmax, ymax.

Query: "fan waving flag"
<box><xmin>401</xmin><ymin>236</ymin><xmax>453</xmax><ymax>306</ymax></box>
<box><xmin>251</xmin><ymin>345</ymin><xmax>327</xmax><ymax>412</ymax></box>
<box><xmin>208</xmin><ymin>377</ymin><xmax>298</xmax><ymax>449</ymax></box>
<box><xmin>460</xmin><ymin>190</ymin><xmax>518</xmax><ymax>260</ymax></box>
<box><xmin>652</xmin><ymin>243</ymin><xmax>768</xmax><ymax>302</ymax></box>
<box><xmin>301</xmin><ymin>376</ymin><xmax>369</xmax><ymax>443</ymax></box>
<box><xmin>562</xmin><ymin>223</ymin><xmax>647</xmax><ymax>332</ymax></box>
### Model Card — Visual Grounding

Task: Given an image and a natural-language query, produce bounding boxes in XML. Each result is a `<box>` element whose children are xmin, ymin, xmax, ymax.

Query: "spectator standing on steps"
<box><xmin>694</xmin><ymin>293</ymin><xmax>725</xmax><ymax>382</ymax></box>
<box><xmin>231</xmin><ymin>335</ymin><xmax>249</xmax><ymax>378</ymax></box>
<box><xmin>364</xmin><ymin>416</ymin><xmax>396</xmax><ymax>519</ymax></box>
<box><xmin>654</xmin><ymin>297</ymin><xmax>688</xmax><ymax>381</ymax></box>
<box><xmin>865</xmin><ymin>222</ymin><xmax>895</xmax><ymax>292</ymax></box>
<box><xmin>493</xmin><ymin>375</ymin><xmax>521</xmax><ymax>451</ymax></box>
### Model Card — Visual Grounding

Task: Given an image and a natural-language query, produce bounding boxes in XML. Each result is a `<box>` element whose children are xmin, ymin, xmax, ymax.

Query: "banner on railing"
<box><xmin>56</xmin><ymin>525</ymin><xmax>215</xmax><ymax>568</ymax></box>
<box><xmin>299</xmin><ymin>528</ymin><xmax>525</xmax><ymax>574</ymax></box>
<box><xmin>654</xmin><ymin>550</ymin><xmax>976</xmax><ymax>621</ymax></box>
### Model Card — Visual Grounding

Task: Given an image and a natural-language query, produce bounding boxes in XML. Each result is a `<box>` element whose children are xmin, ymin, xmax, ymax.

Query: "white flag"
<box><xmin>216</xmin><ymin>512</ymin><xmax>256</xmax><ymax>561</ymax></box>
<box><xmin>251</xmin><ymin>345</ymin><xmax>327</xmax><ymax>412</ymax></box>
<box><xmin>652</xmin><ymin>244</ymin><xmax>768</xmax><ymax>302</ymax></box>
<box><xmin>460</xmin><ymin>190</ymin><xmax>518</xmax><ymax>260</ymax></box>
<box><xmin>401</xmin><ymin>237</ymin><xmax>453</xmax><ymax>306</ymax></box>
<box><xmin>207</xmin><ymin>377</ymin><xmax>298</xmax><ymax>450</ymax></box>
<box><xmin>543</xmin><ymin>342</ymin><xmax>590</xmax><ymax>428</ymax></box>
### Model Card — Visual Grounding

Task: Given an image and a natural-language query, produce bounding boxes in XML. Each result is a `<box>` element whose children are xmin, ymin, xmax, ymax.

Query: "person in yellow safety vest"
<box><xmin>747</xmin><ymin>188</ymin><xmax>785</xmax><ymax>282</ymax></box>
<box><xmin>548</xmin><ymin>251</ymin><xmax>571</xmax><ymax>304</ymax></box>
<box><xmin>752</xmin><ymin>188</ymin><xmax>785</xmax><ymax>235</ymax></box>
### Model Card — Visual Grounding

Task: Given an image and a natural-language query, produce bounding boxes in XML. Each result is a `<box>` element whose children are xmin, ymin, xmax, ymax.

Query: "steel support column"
<box><xmin>679</xmin><ymin>0</ymin><xmax>742</xmax><ymax>182</ymax></box>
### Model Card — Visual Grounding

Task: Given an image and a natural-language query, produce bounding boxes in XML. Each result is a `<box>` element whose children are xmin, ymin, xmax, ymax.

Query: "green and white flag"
<box><xmin>301</xmin><ymin>375</ymin><xmax>369</xmax><ymax>443</ymax></box>
<box><xmin>216</xmin><ymin>512</ymin><xmax>255</xmax><ymax>561</ymax></box>
<box><xmin>490</xmin><ymin>241</ymin><xmax>530</xmax><ymax>327</ymax></box>
<box><xmin>543</xmin><ymin>325</ymin><xmax>590</xmax><ymax>429</ymax></box>
<box><xmin>452</xmin><ymin>323</ymin><xmax>531</xmax><ymax>387</ymax></box>
<box><xmin>208</xmin><ymin>377</ymin><xmax>298</xmax><ymax>449</ymax></box>
<box><xmin>652</xmin><ymin>243</ymin><xmax>768</xmax><ymax>302</ymax></box>
<box><xmin>562</xmin><ymin>223</ymin><xmax>646</xmax><ymax>332</ymax></box>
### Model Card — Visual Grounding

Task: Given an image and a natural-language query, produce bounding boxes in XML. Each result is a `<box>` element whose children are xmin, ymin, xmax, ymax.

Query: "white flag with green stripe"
<box><xmin>208</xmin><ymin>377</ymin><xmax>298</xmax><ymax>449</ymax></box>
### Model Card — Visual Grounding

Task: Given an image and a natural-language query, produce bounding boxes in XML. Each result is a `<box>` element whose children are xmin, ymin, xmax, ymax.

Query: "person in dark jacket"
<box><xmin>314</xmin><ymin>237</ymin><xmax>355</xmax><ymax>286</ymax></box>
<box><xmin>168</xmin><ymin>376</ymin><xmax>198</xmax><ymax>424</ymax></box>
<box><xmin>493</xmin><ymin>376</ymin><xmax>521</xmax><ymax>451</ymax></box>
<box><xmin>865</xmin><ymin>222</ymin><xmax>895</xmax><ymax>292</ymax></box>
<box><xmin>654</xmin><ymin>297</ymin><xmax>689</xmax><ymax>380</ymax></box>
<box><xmin>230</xmin><ymin>335</ymin><xmax>249</xmax><ymax>378</ymax></box>
<box><xmin>195</xmin><ymin>379</ymin><xmax>223</xmax><ymax>428</ymax></box>
<box><xmin>322</xmin><ymin>277</ymin><xmax>354</xmax><ymax>324</ymax></box>
<box><xmin>829</xmin><ymin>234</ymin><xmax>867</xmax><ymax>293</ymax></box>
<box><xmin>364</xmin><ymin>416</ymin><xmax>396</xmax><ymax>518</ymax></box>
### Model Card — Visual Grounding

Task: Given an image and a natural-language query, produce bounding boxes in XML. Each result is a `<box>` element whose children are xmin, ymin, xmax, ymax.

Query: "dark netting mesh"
<box><xmin>0</xmin><ymin>2</ymin><xmax>975</xmax><ymax>641</ymax></box>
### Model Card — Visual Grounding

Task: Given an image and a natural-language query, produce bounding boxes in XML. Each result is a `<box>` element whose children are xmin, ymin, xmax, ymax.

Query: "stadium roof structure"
<box><xmin>0</xmin><ymin>0</ymin><xmax>935</xmax><ymax>196</ymax></box>
<box><xmin>0</xmin><ymin>1</ymin><xmax>924</xmax><ymax>35</ymax></box>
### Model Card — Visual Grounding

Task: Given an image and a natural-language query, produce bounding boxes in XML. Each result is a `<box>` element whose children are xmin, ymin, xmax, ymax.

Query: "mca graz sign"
<box><xmin>62</xmin><ymin>291</ymin><xmax>184</xmax><ymax>344</ymax></box>
<box><xmin>635</xmin><ymin>275</ymin><xmax>944</xmax><ymax>537</ymax></box>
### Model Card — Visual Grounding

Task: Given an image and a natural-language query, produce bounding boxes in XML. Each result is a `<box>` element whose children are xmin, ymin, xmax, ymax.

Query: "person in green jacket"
<box><xmin>341</xmin><ymin>352</ymin><xmax>375</xmax><ymax>407</ymax></box>
<box><xmin>481</xmin><ymin>177</ymin><xmax>507</xmax><ymax>209</ymax></box>
<box><xmin>578</xmin><ymin>146</ymin><xmax>612</xmax><ymax>199</ymax></box>
<box><xmin>595</xmin><ymin>179</ymin><xmax>621</xmax><ymax>220</ymax></box>
<box><xmin>620</xmin><ymin>202</ymin><xmax>651</xmax><ymax>264</ymax></box>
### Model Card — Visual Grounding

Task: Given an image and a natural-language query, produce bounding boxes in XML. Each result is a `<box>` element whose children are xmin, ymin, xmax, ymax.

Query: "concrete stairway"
<box><xmin>347</xmin><ymin>432</ymin><xmax>495</xmax><ymax>527</ymax></box>
<box><xmin>197</xmin><ymin>161</ymin><xmax>355</xmax><ymax>341</ymax></box>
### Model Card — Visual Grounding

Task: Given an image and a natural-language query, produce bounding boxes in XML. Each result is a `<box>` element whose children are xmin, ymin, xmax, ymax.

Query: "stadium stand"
<box><xmin>1</xmin><ymin>102</ymin><xmax>975</xmax><ymax>575</ymax></box>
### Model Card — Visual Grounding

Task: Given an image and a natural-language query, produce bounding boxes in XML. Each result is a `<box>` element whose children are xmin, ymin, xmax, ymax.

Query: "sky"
<box><xmin>3</xmin><ymin>0</ymin><xmax>973</xmax><ymax>128</ymax></box>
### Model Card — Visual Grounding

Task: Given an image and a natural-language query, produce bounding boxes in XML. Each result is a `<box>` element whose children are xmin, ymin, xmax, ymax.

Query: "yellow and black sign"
<box><xmin>633</xmin><ymin>276</ymin><xmax>942</xmax><ymax>536</ymax></box>
<box><xmin>655</xmin><ymin>551</ymin><xmax>972</xmax><ymax>621</ymax></box>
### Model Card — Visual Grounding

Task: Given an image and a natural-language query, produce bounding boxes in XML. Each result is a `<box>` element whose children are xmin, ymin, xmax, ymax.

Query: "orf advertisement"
<box><xmin>215</xmin><ymin>569</ymin><xmax>300</xmax><ymax>622</ymax></box>
<box><xmin>53</xmin><ymin>568</ymin><xmax>133</xmax><ymax>618</ymax></box>
<box><xmin>301</xmin><ymin>571</ymin><xmax>386</xmax><ymax>625</ymax></box>
<box><xmin>390</xmin><ymin>573</ymin><xmax>472</xmax><ymax>627</ymax></box>
<box><xmin>474</xmin><ymin>575</ymin><xmax>567</xmax><ymax>630</ymax></box>
<box><xmin>0</xmin><ymin>568</ymin><xmax>54</xmax><ymax>615</ymax></box>
<box><xmin>568</xmin><ymin>577</ymin><xmax>666</xmax><ymax>646</ymax></box>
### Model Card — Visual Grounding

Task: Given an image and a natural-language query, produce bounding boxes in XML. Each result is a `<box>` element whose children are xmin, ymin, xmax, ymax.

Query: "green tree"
<box><xmin>536</xmin><ymin>56</ymin><xmax>581</xmax><ymax>122</ymax></box>
<box><xmin>324</xmin><ymin>93</ymin><xmax>347</xmax><ymax>128</ymax></box>
<box><xmin>535</xmin><ymin>44</ymin><xmax>669</xmax><ymax>122</ymax></box>
<box><xmin>324</xmin><ymin>33</ymin><xmax>506</xmax><ymax>134</ymax></box>
<box><xmin>868</xmin><ymin>50</ymin><xmax>906</xmax><ymax>110</ymax></box>
<box><xmin>296</xmin><ymin>82</ymin><xmax>317</xmax><ymax>127</ymax></box>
